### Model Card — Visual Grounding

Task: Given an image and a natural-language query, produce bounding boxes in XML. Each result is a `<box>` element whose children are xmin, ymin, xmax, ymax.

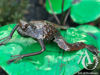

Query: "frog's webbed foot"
<box><xmin>0</xmin><ymin>25</ymin><xmax>18</xmax><ymax>46</ymax></box>
<box><xmin>8</xmin><ymin>55</ymin><xmax>24</xmax><ymax>64</ymax></box>
<box><xmin>70</xmin><ymin>42</ymin><xmax>100</xmax><ymax>56</ymax></box>
<box><xmin>54</xmin><ymin>37</ymin><xmax>100</xmax><ymax>56</ymax></box>
<box><xmin>0</xmin><ymin>36</ymin><xmax>11</xmax><ymax>46</ymax></box>
<box><xmin>86</xmin><ymin>45</ymin><xmax>100</xmax><ymax>56</ymax></box>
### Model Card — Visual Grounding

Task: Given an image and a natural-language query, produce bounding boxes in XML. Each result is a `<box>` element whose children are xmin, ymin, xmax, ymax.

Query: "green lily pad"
<box><xmin>71</xmin><ymin>0</ymin><xmax>100</xmax><ymax>23</ymax></box>
<box><xmin>0</xmin><ymin>24</ymin><xmax>98</xmax><ymax>75</ymax></box>
<box><xmin>45</xmin><ymin>0</ymin><xmax>72</xmax><ymax>14</ymax></box>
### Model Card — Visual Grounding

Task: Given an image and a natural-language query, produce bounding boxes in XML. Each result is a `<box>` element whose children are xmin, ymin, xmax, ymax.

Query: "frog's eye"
<box><xmin>19</xmin><ymin>20</ymin><xmax>28</xmax><ymax>26</ymax></box>
<box><xmin>19</xmin><ymin>20</ymin><xmax>28</xmax><ymax>30</ymax></box>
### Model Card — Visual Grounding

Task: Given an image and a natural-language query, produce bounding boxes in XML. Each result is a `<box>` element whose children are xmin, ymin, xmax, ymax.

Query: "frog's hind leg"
<box><xmin>53</xmin><ymin>36</ymin><xmax>100</xmax><ymax>55</ymax></box>
<box><xmin>53</xmin><ymin>36</ymin><xmax>71</xmax><ymax>51</ymax></box>
<box><xmin>0</xmin><ymin>24</ymin><xmax>18</xmax><ymax>45</ymax></box>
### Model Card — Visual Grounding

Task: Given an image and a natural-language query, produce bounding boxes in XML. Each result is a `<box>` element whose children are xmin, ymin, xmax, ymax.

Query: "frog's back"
<box><xmin>17</xmin><ymin>20</ymin><xmax>60</xmax><ymax>41</ymax></box>
<box><xmin>30</xmin><ymin>20</ymin><xmax>59</xmax><ymax>40</ymax></box>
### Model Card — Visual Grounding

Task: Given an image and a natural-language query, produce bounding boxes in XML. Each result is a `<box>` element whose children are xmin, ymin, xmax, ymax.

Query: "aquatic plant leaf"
<box><xmin>0</xmin><ymin>24</ymin><xmax>98</xmax><ymax>75</ymax></box>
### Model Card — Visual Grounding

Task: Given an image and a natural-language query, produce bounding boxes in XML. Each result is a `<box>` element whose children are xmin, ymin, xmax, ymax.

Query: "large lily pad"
<box><xmin>71</xmin><ymin>0</ymin><xmax>100</xmax><ymax>24</ymax></box>
<box><xmin>0</xmin><ymin>24</ymin><xmax>98</xmax><ymax>75</ymax></box>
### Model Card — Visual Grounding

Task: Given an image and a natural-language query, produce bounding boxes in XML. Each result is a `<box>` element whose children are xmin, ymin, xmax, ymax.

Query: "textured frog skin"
<box><xmin>17</xmin><ymin>20</ymin><xmax>58</xmax><ymax>41</ymax></box>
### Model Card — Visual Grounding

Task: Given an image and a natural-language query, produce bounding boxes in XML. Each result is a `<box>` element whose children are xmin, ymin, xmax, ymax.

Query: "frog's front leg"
<box><xmin>54</xmin><ymin>36</ymin><xmax>100</xmax><ymax>55</ymax></box>
<box><xmin>0</xmin><ymin>24</ymin><xmax>18</xmax><ymax>45</ymax></box>
<box><xmin>8</xmin><ymin>39</ymin><xmax>45</xmax><ymax>63</ymax></box>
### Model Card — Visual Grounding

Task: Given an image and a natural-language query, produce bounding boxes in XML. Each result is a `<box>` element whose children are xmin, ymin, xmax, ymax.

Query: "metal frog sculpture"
<box><xmin>0</xmin><ymin>20</ymin><xmax>99</xmax><ymax>63</ymax></box>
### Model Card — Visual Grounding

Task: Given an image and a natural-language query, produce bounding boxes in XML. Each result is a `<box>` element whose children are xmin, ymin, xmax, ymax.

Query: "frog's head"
<box><xmin>18</xmin><ymin>20</ymin><xmax>29</xmax><ymax>30</ymax></box>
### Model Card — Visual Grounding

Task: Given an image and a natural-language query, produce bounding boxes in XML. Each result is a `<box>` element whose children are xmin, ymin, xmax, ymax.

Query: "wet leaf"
<box><xmin>71</xmin><ymin>0</ymin><xmax>100</xmax><ymax>23</ymax></box>
<box><xmin>0</xmin><ymin>24</ymin><xmax>98</xmax><ymax>75</ymax></box>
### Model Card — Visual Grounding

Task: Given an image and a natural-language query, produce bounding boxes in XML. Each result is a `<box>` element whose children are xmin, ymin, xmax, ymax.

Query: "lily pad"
<box><xmin>0</xmin><ymin>24</ymin><xmax>98</xmax><ymax>75</ymax></box>
<box><xmin>71</xmin><ymin>0</ymin><xmax>100</xmax><ymax>23</ymax></box>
